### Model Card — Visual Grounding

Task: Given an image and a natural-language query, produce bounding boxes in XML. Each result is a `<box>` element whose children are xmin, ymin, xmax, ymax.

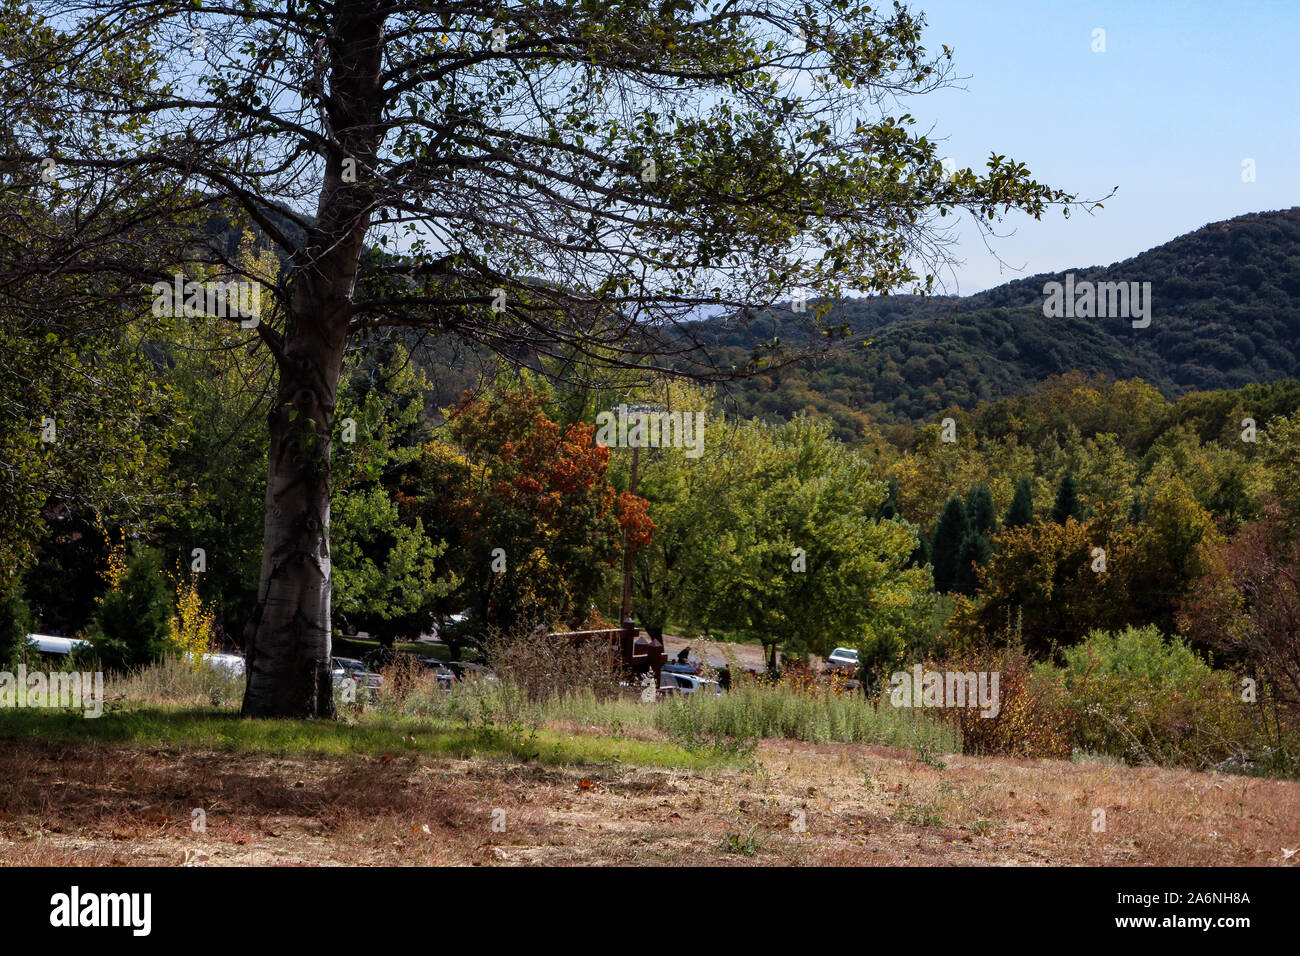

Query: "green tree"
<box><xmin>1127</xmin><ymin>465</ymin><xmax>1217</xmax><ymax>635</ymax></box>
<box><xmin>1050</xmin><ymin>471</ymin><xmax>1083</xmax><ymax>525</ymax></box>
<box><xmin>877</xmin><ymin>477</ymin><xmax>902</xmax><ymax>521</ymax></box>
<box><xmin>0</xmin><ymin>316</ymin><xmax>182</xmax><ymax>595</ymax></box>
<box><xmin>953</xmin><ymin>527</ymin><xmax>991</xmax><ymax>597</ymax></box>
<box><xmin>693</xmin><ymin>417</ymin><xmax>930</xmax><ymax>670</ymax></box>
<box><xmin>1003</xmin><ymin>477</ymin><xmax>1035</xmax><ymax>530</ymax></box>
<box><xmin>604</xmin><ymin>380</ymin><xmax>722</xmax><ymax>643</ymax></box>
<box><xmin>11</xmin><ymin>0</ymin><xmax>1077</xmax><ymax>716</ymax></box>
<box><xmin>87</xmin><ymin>546</ymin><xmax>175</xmax><ymax>671</ymax></box>
<box><xmin>0</xmin><ymin>587</ymin><xmax>32</xmax><ymax>665</ymax></box>
<box><xmin>950</xmin><ymin>484</ymin><xmax>995</xmax><ymax>596</ymax></box>
<box><xmin>965</xmin><ymin>483</ymin><xmax>997</xmax><ymax>537</ymax></box>
<box><xmin>930</xmin><ymin>496</ymin><xmax>968</xmax><ymax>594</ymax></box>
<box><xmin>332</xmin><ymin>488</ymin><xmax>450</xmax><ymax>646</ymax></box>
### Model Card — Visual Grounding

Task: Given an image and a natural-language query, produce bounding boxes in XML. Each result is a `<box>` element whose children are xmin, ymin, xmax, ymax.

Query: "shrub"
<box><xmin>951</xmin><ymin>643</ymin><xmax>1074</xmax><ymax>759</ymax></box>
<box><xmin>0</xmin><ymin>586</ymin><xmax>32</xmax><ymax>666</ymax></box>
<box><xmin>165</xmin><ymin>575</ymin><xmax>216</xmax><ymax>665</ymax></box>
<box><xmin>481</xmin><ymin>624</ymin><xmax>621</xmax><ymax>705</ymax></box>
<box><xmin>86</xmin><ymin>545</ymin><xmax>174</xmax><ymax>671</ymax></box>
<box><xmin>1058</xmin><ymin>625</ymin><xmax>1254</xmax><ymax>768</ymax></box>
<box><xmin>656</xmin><ymin>674</ymin><xmax>958</xmax><ymax>752</ymax></box>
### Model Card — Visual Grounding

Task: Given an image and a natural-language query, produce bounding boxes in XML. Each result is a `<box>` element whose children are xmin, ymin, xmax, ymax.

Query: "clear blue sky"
<box><xmin>901</xmin><ymin>0</ymin><xmax>1300</xmax><ymax>293</ymax></box>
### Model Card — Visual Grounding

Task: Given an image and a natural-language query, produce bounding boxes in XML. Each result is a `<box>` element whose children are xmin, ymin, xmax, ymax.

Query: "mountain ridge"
<box><xmin>697</xmin><ymin>207</ymin><xmax>1300</xmax><ymax>438</ymax></box>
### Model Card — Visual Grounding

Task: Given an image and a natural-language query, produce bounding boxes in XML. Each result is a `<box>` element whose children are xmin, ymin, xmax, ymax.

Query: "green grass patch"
<box><xmin>0</xmin><ymin>704</ymin><xmax>725</xmax><ymax>770</ymax></box>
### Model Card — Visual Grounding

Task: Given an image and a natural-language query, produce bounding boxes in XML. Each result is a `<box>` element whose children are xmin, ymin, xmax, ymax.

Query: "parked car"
<box><xmin>444</xmin><ymin>660</ymin><xmax>497</xmax><ymax>683</ymax></box>
<box><xmin>418</xmin><ymin>657</ymin><xmax>457</xmax><ymax>688</ymax></box>
<box><xmin>661</xmin><ymin>661</ymin><xmax>701</xmax><ymax>677</ymax></box>
<box><xmin>826</xmin><ymin>647</ymin><xmax>859</xmax><ymax>674</ymax></box>
<box><xmin>201</xmin><ymin>652</ymin><xmax>246</xmax><ymax>677</ymax></box>
<box><xmin>331</xmin><ymin>657</ymin><xmax>383</xmax><ymax>691</ymax></box>
<box><xmin>658</xmin><ymin>671</ymin><xmax>722</xmax><ymax>698</ymax></box>
<box><xmin>24</xmin><ymin>634</ymin><xmax>91</xmax><ymax>657</ymax></box>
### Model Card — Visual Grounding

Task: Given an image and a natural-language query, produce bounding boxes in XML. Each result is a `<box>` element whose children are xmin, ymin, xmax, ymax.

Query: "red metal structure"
<box><xmin>548</xmin><ymin>618</ymin><xmax>666</xmax><ymax>685</ymax></box>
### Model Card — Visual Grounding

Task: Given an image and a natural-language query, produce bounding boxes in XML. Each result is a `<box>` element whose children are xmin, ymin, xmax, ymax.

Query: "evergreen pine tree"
<box><xmin>908</xmin><ymin>531</ymin><xmax>930</xmax><ymax>570</ymax></box>
<box><xmin>1050</xmin><ymin>471</ymin><xmax>1083</xmax><ymax>525</ymax></box>
<box><xmin>88</xmin><ymin>546</ymin><xmax>175</xmax><ymax>671</ymax></box>
<box><xmin>953</xmin><ymin>528</ymin><xmax>992</xmax><ymax>596</ymax></box>
<box><xmin>1003</xmin><ymin>477</ymin><xmax>1034</xmax><ymax>530</ymax></box>
<box><xmin>929</xmin><ymin>495</ymin><xmax>967</xmax><ymax>594</ymax></box>
<box><xmin>965</xmin><ymin>483</ymin><xmax>997</xmax><ymax>536</ymax></box>
<box><xmin>950</xmin><ymin>484</ymin><xmax>996</xmax><ymax>595</ymax></box>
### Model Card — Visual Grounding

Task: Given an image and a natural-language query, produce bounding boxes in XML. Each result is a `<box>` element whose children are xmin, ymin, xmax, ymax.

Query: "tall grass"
<box><xmin>382</xmin><ymin>671</ymin><xmax>957</xmax><ymax>753</ymax></box>
<box><xmin>107</xmin><ymin>653</ymin><xmax>245</xmax><ymax>708</ymax></box>
<box><xmin>36</xmin><ymin>651</ymin><xmax>959</xmax><ymax>759</ymax></box>
<box><xmin>654</xmin><ymin>681</ymin><xmax>958</xmax><ymax>751</ymax></box>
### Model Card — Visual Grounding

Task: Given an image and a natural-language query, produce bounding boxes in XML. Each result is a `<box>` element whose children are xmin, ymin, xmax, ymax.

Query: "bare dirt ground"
<box><xmin>661</xmin><ymin>635</ymin><xmax>773</xmax><ymax>672</ymax></box>
<box><xmin>2</xmin><ymin>734</ymin><xmax>1297</xmax><ymax>866</ymax></box>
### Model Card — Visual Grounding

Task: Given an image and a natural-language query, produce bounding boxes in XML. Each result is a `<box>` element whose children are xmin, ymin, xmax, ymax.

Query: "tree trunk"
<box><xmin>241</xmin><ymin>320</ymin><xmax>346</xmax><ymax>718</ymax></box>
<box><xmin>239</xmin><ymin>2</ymin><xmax>386</xmax><ymax>717</ymax></box>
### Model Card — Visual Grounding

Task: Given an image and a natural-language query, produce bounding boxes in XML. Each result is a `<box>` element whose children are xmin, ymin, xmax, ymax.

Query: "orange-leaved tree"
<box><xmin>401</xmin><ymin>384</ymin><xmax>652</xmax><ymax>657</ymax></box>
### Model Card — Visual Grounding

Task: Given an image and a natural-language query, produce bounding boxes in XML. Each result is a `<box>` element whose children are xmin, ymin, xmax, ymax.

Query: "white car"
<box><xmin>826</xmin><ymin>647</ymin><xmax>860</xmax><ymax>672</ymax></box>
<box><xmin>25</xmin><ymin>634</ymin><xmax>91</xmax><ymax>656</ymax></box>
<box><xmin>202</xmin><ymin>653</ymin><xmax>246</xmax><ymax>676</ymax></box>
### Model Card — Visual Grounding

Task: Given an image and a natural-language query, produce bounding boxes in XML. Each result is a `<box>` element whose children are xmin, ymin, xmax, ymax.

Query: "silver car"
<box><xmin>659</xmin><ymin>671</ymin><xmax>722</xmax><ymax>698</ymax></box>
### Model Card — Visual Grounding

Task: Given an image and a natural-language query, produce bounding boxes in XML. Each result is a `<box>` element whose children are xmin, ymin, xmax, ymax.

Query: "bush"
<box><xmin>86</xmin><ymin>546</ymin><xmax>174</xmax><ymax>671</ymax></box>
<box><xmin>1058</xmin><ymin>625</ymin><xmax>1253</xmax><ymax>768</ymax></box>
<box><xmin>0</xmin><ymin>586</ymin><xmax>32</xmax><ymax>666</ymax></box>
<box><xmin>951</xmin><ymin>643</ymin><xmax>1074</xmax><ymax>759</ymax></box>
<box><xmin>481</xmin><ymin>624</ymin><xmax>621</xmax><ymax>706</ymax></box>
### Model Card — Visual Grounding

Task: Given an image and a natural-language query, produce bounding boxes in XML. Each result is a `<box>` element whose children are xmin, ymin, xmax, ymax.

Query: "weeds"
<box><xmin>719</xmin><ymin>827</ymin><xmax>763</xmax><ymax>856</ymax></box>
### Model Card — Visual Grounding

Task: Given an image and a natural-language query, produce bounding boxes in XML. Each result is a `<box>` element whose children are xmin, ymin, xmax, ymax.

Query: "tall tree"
<box><xmin>401</xmin><ymin>382</ymin><xmax>651</xmax><ymax>653</ymax></box>
<box><xmin>951</xmin><ymin>483</ymin><xmax>995</xmax><ymax>595</ymax></box>
<box><xmin>1002</xmin><ymin>477</ymin><xmax>1035</xmax><ymax>530</ymax></box>
<box><xmin>7</xmin><ymin>0</ymin><xmax>1078</xmax><ymax>716</ymax></box>
<box><xmin>691</xmin><ymin>416</ymin><xmax>930</xmax><ymax>670</ymax></box>
<box><xmin>1050</xmin><ymin>471</ymin><xmax>1083</xmax><ymax>525</ymax></box>
<box><xmin>965</xmin><ymin>483</ymin><xmax>997</xmax><ymax>537</ymax></box>
<box><xmin>952</xmin><ymin>528</ymin><xmax>990</xmax><ymax>597</ymax></box>
<box><xmin>930</xmin><ymin>495</ymin><xmax>967</xmax><ymax>595</ymax></box>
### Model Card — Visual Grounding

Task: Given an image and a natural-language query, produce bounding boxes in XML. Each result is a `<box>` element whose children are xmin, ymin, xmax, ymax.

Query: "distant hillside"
<box><xmin>693</xmin><ymin>208</ymin><xmax>1300</xmax><ymax>439</ymax></box>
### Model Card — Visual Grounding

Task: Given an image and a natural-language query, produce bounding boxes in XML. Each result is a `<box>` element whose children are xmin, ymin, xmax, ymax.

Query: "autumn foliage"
<box><xmin>401</xmin><ymin>383</ymin><xmax>653</xmax><ymax>640</ymax></box>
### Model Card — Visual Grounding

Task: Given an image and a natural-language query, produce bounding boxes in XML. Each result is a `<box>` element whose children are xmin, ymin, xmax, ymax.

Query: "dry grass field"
<box><xmin>2</xmin><ymin>730</ymin><xmax>1297</xmax><ymax>867</ymax></box>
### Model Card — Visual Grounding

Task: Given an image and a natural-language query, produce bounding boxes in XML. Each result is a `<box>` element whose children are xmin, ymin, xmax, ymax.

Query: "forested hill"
<box><xmin>694</xmin><ymin>207</ymin><xmax>1300</xmax><ymax>439</ymax></box>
